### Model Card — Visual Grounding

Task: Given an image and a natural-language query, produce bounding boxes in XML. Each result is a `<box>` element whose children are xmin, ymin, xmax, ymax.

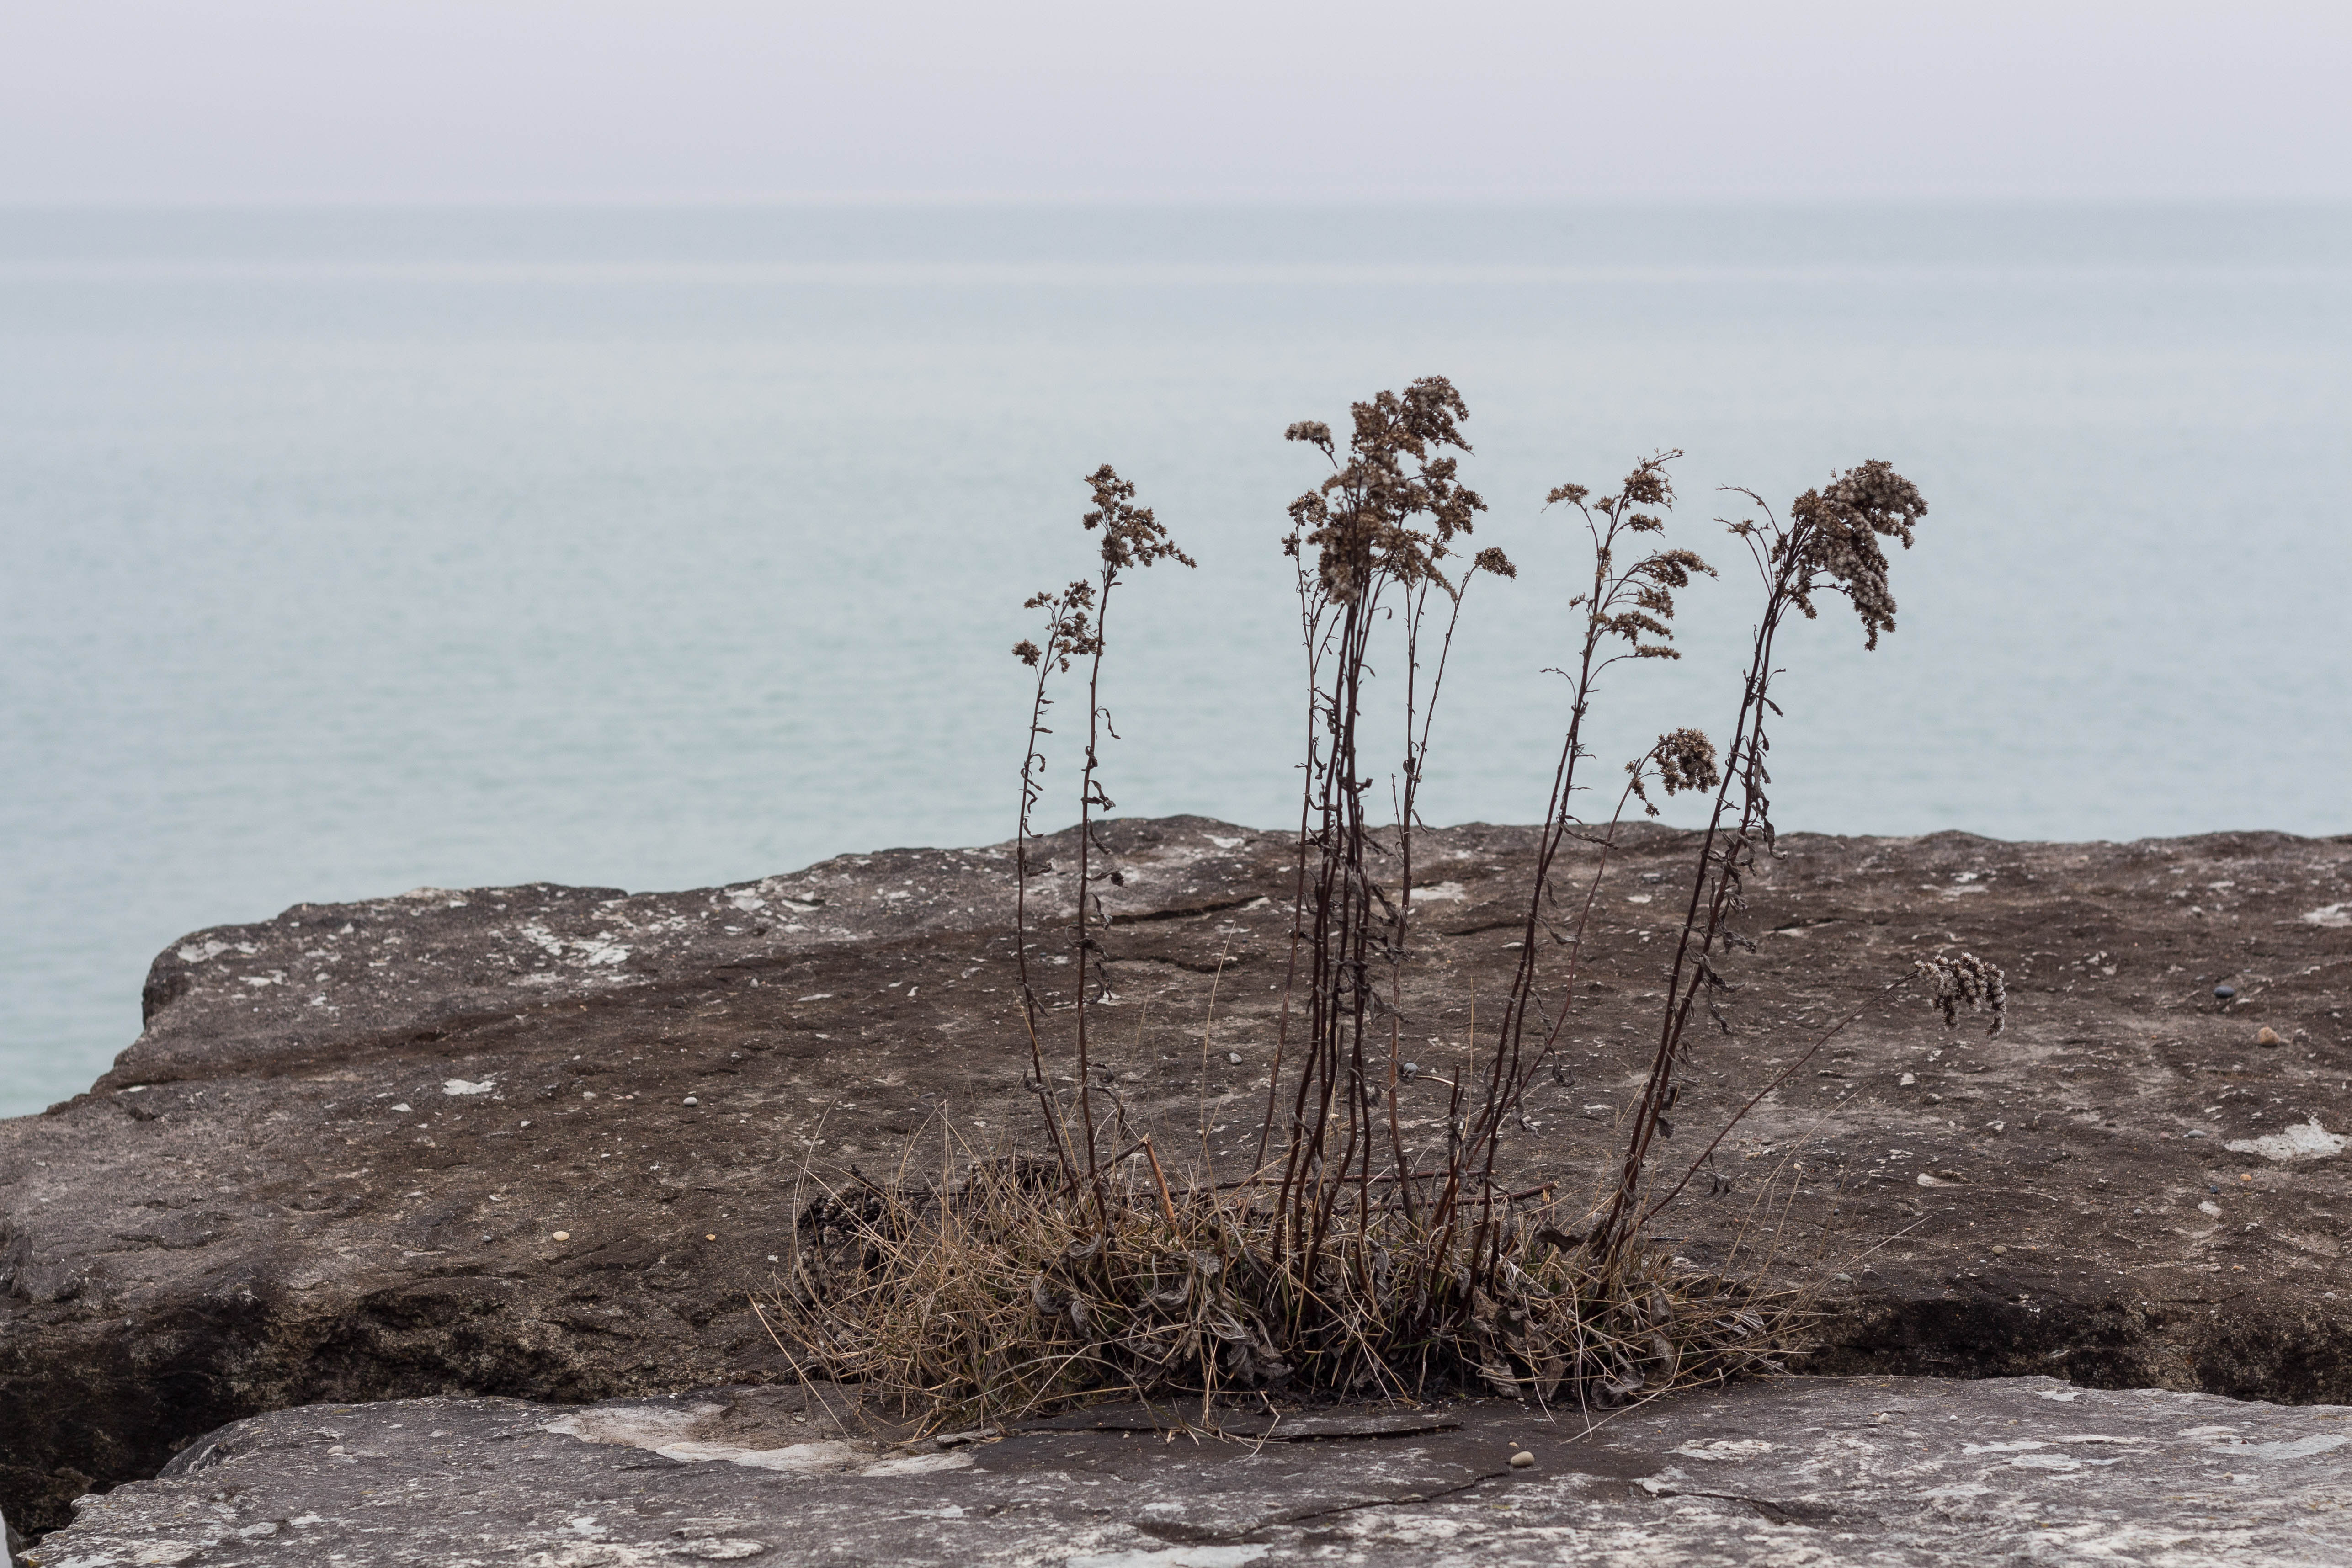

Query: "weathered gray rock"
<box><xmin>27</xmin><ymin>1376</ymin><xmax>2352</xmax><ymax>1566</ymax></box>
<box><xmin>4</xmin><ymin>817</ymin><xmax>2349</xmax><ymax>1537</ymax></box>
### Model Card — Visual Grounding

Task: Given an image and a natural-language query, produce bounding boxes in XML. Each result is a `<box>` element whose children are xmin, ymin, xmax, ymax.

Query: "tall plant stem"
<box><xmin>1014</xmin><ymin>646</ymin><xmax>1076</xmax><ymax>1183</ymax></box>
<box><xmin>1592</xmin><ymin>590</ymin><xmax>1787</xmax><ymax>1268</ymax></box>
<box><xmin>1074</xmin><ymin>585</ymin><xmax>1117</xmax><ymax>1223</ymax></box>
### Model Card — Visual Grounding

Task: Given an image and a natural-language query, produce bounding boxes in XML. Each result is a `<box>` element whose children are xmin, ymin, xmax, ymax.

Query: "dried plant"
<box><xmin>1587</xmin><ymin>462</ymin><xmax>1969</xmax><ymax>1269</ymax></box>
<box><xmin>1916</xmin><ymin>951</ymin><xmax>2008</xmax><ymax>1034</ymax></box>
<box><xmin>1446</xmin><ymin>455</ymin><xmax>1717</xmax><ymax>1260</ymax></box>
<box><xmin>773</xmin><ymin>397</ymin><xmax>1999</xmax><ymax>1427</ymax></box>
<box><xmin>1261</xmin><ymin>379</ymin><xmax>1501</xmax><ymax>1273</ymax></box>
<box><xmin>1011</xmin><ymin>466</ymin><xmax>1192</xmax><ymax>1213</ymax></box>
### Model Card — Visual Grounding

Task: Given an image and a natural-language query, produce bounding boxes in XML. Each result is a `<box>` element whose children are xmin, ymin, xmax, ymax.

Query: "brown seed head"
<box><xmin>1784</xmin><ymin>460</ymin><xmax>1928</xmax><ymax>649</ymax></box>
<box><xmin>1915</xmin><ymin>951</ymin><xmax>2007</xmax><ymax>1036</ymax></box>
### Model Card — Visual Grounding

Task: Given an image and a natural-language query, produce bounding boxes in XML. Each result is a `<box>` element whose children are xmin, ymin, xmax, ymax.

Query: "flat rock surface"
<box><xmin>5</xmin><ymin>817</ymin><xmax>2350</xmax><ymax>1535</ymax></box>
<box><xmin>27</xmin><ymin>1376</ymin><xmax>2352</xmax><ymax>1566</ymax></box>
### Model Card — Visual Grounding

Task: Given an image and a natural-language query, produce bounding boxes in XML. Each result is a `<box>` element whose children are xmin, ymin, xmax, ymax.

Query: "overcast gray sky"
<box><xmin>4</xmin><ymin>1</ymin><xmax>2347</xmax><ymax>203</ymax></box>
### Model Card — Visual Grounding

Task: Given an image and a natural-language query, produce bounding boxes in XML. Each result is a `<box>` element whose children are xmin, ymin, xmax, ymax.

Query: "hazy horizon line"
<box><xmin>9</xmin><ymin>193</ymin><xmax>2351</xmax><ymax>213</ymax></box>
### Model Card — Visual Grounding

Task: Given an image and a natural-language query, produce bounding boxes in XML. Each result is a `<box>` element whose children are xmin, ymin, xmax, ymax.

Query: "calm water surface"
<box><xmin>3</xmin><ymin>204</ymin><xmax>2347</xmax><ymax>1112</ymax></box>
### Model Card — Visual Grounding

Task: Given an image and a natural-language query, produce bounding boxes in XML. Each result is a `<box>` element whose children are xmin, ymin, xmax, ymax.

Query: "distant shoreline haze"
<box><xmin>1</xmin><ymin>202</ymin><xmax>2347</xmax><ymax>1114</ymax></box>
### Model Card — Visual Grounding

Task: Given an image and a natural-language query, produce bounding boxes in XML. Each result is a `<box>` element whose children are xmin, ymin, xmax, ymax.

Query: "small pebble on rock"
<box><xmin>1228</xmin><ymin>1053</ymin><xmax>1242</xmax><ymax>1065</ymax></box>
<box><xmin>1991</xmin><ymin>1245</ymin><xmax>2008</xmax><ymax>1254</ymax></box>
<box><xmin>2256</xmin><ymin>1026</ymin><xmax>2281</xmax><ymax>1047</ymax></box>
<box><xmin>2214</xmin><ymin>985</ymin><xmax>2236</xmax><ymax>1001</ymax></box>
<box><xmin>551</xmin><ymin>1231</ymin><xmax>570</xmax><ymax>1242</ymax></box>
<box><xmin>1509</xmin><ymin>1450</ymin><xmax>1536</xmax><ymax>1468</ymax></box>
<box><xmin>683</xmin><ymin>1096</ymin><xmax>699</xmax><ymax>1106</ymax></box>
<box><xmin>1900</xmin><ymin>1072</ymin><xmax>1916</xmax><ymax>1086</ymax></box>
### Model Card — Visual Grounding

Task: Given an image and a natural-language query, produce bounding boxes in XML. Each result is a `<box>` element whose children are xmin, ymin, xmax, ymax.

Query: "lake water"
<box><xmin>3</xmin><ymin>203</ymin><xmax>2347</xmax><ymax>1114</ymax></box>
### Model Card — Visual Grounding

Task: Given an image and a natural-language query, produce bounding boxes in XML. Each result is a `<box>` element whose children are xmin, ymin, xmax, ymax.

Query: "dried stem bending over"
<box><xmin>1590</xmin><ymin>463</ymin><xmax>1956</xmax><ymax>1268</ymax></box>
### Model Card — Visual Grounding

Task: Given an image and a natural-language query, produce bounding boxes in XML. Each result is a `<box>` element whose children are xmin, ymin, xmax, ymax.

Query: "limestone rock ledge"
<box><xmin>27</xmin><ymin>1376</ymin><xmax>2352</xmax><ymax>1567</ymax></box>
<box><xmin>4</xmin><ymin>817</ymin><xmax>2348</xmax><ymax>1538</ymax></box>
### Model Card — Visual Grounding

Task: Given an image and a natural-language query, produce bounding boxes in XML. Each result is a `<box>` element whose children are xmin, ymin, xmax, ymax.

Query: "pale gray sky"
<box><xmin>4</xmin><ymin>1</ymin><xmax>2346</xmax><ymax>203</ymax></box>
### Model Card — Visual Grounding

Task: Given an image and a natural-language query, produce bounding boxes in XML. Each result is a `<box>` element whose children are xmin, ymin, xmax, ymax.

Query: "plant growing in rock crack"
<box><xmin>769</xmin><ymin>390</ymin><xmax>2005</xmax><ymax>1429</ymax></box>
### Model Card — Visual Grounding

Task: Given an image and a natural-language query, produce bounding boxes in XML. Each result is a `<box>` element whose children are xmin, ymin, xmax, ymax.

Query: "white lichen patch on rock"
<box><xmin>542</xmin><ymin>1398</ymin><xmax>975</xmax><ymax>1480</ymax></box>
<box><xmin>1666</xmin><ymin>1437</ymin><xmax>1774</xmax><ymax>1460</ymax></box>
<box><xmin>174</xmin><ymin>939</ymin><xmax>253</xmax><ymax>963</ymax></box>
<box><xmin>520</xmin><ymin>920</ymin><xmax>633</xmax><ymax>969</ymax></box>
<box><xmin>2226</xmin><ymin>1117</ymin><xmax>2348</xmax><ymax>1163</ymax></box>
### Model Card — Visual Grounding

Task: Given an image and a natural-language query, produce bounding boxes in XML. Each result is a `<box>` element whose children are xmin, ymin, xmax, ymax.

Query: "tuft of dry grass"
<box><xmin>761</xmin><ymin>1140</ymin><xmax>1797</xmax><ymax>1430</ymax></box>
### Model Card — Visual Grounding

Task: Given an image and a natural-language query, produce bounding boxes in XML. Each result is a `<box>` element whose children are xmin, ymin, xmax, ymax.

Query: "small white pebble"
<box><xmin>1509</xmin><ymin>1450</ymin><xmax>1535</xmax><ymax>1468</ymax></box>
<box><xmin>1227</xmin><ymin>1052</ymin><xmax>1242</xmax><ymax>1065</ymax></box>
<box><xmin>683</xmin><ymin>1096</ymin><xmax>699</xmax><ymax>1106</ymax></box>
<box><xmin>1899</xmin><ymin>1073</ymin><xmax>1916</xmax><ymax>1086</ymax></box>
<box><xmin>768</xmin><ymin>1254</ymin><xmax>780</xmax><ymax>1263</ymax></box>
<box><xmin>551</xmin><ymin>1231</ymin><xmax>570</xmax><ymax>1242</ymax></box>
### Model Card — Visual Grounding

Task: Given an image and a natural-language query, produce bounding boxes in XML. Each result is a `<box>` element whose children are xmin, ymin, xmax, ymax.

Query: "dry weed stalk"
<box><xmin>1588</xmin><ymin>464</ymin><xmax>1957</xmax><ymax>1269</ymax></box>
<box><xmin>1012</xmin><ymin>466</ymin><xmax>1192</xmax><ymax>1210</ymax></box>
<box><xmin>1445</xmin><ymin>456</ymin><xmax>1717</xmax><ymax>1272</ymax></box>
<box><xmin>1263</xmin><ymin>380</ymin><xmax>1502</xmax><ymax>1277</ymax></box>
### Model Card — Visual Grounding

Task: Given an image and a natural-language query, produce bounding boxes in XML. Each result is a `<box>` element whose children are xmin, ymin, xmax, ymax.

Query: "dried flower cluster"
<box><xmin>1915</xmin><ymin>951</ymin><xmax>2009</xmax><ymax>1036</ymax></box>
<box><xmin>1283</xmin><ymin>377</ymin><xmax>1487</xmax><ymax>599</ymax></box>
<box><xmin>1629</xmin><ymin>727</ymin><xmax>1722</xmax><ymax>815</ymax></box>
<box><xmin>1782</xmin><ymin>459</ymin><xmax>1929</xmax><ymax>649</ymax></box>
<box><xmin>1082</xmin><ymin>462</ymin><xmax>1193</xmax><ymax>576</ymax></box>
<box><xmin>1012</xmin><ymin>580</ymin><xmax>1096</xmax><ymax>670</ymax></box>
